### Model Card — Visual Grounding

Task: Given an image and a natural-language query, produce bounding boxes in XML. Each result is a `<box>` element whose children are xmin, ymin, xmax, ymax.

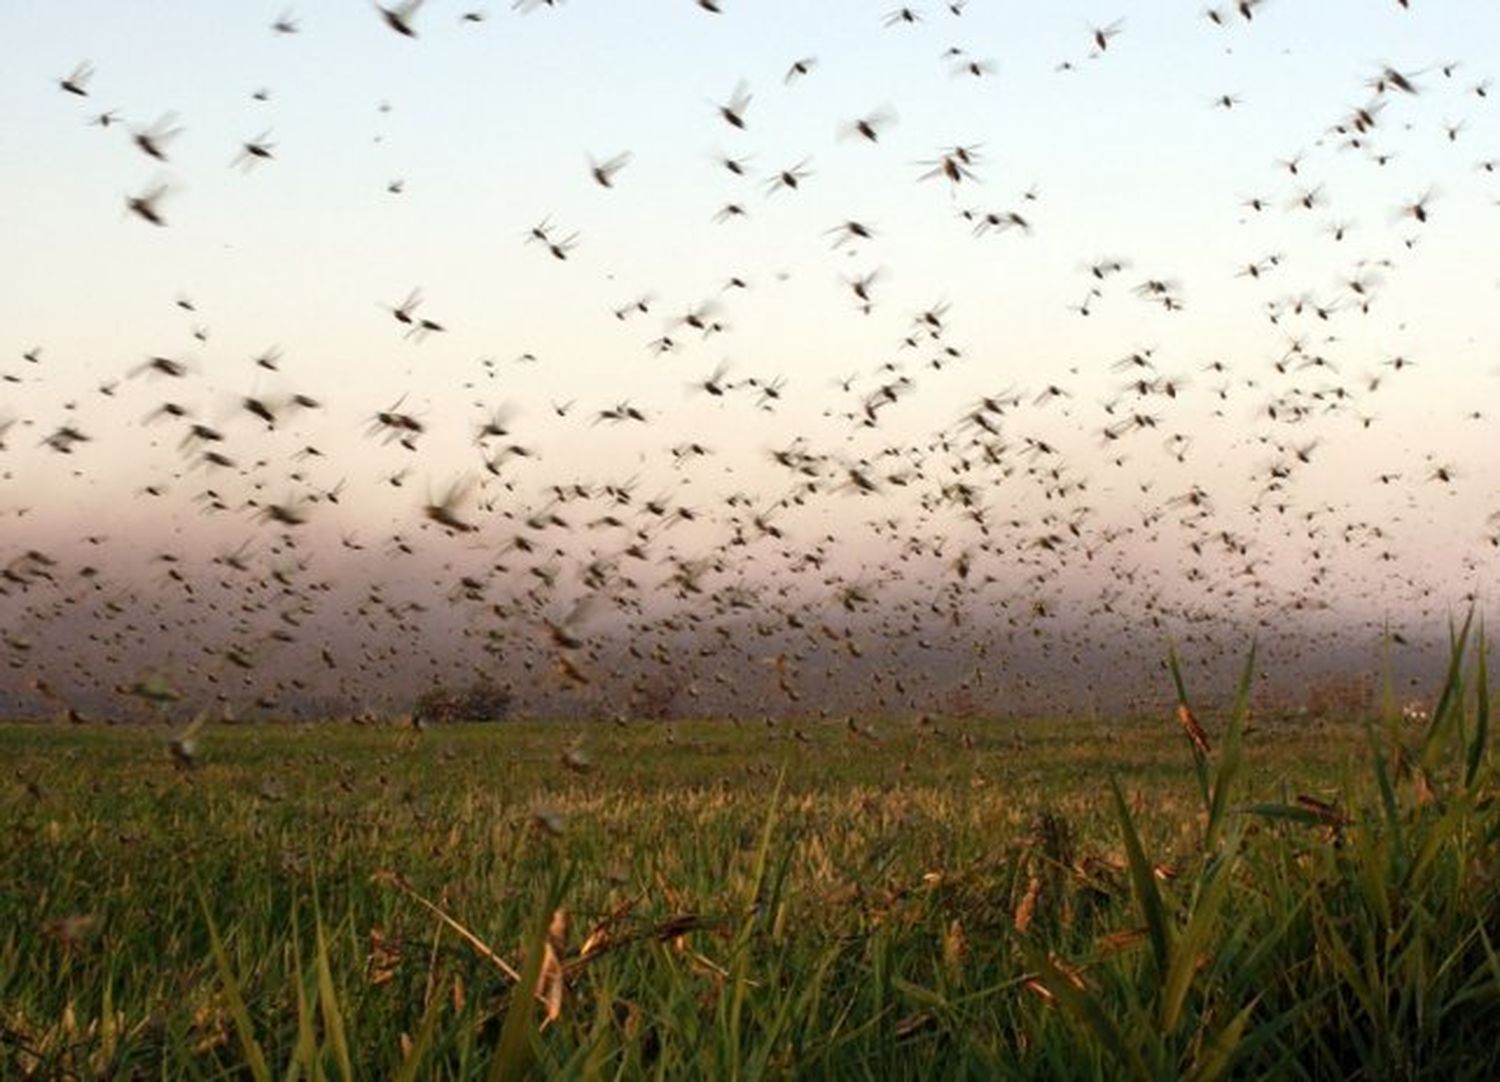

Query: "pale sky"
<box><xmin>2</xmin><ymin>1</ymin><xmax>1498</xmax><ymax>714</ymax></box>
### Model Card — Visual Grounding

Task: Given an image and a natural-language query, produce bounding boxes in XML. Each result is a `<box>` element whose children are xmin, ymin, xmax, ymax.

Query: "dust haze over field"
<box><xmin>3</xmin><ymin>1</ymin><xmax>1499</xmax><ymax>720</ymax></box>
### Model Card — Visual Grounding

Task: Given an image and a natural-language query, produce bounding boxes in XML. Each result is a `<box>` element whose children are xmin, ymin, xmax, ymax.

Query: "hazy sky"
<box><xmin>2</xmin><ymin>1</ymin><xmax>1499</xmax><ymax>713</ymax></box>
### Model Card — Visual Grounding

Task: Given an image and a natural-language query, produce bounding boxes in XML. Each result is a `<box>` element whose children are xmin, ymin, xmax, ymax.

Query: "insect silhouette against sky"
<box><xmin>2</xmin><ymin>1</ymin><xmax>1498</xmax><ymax>721</ymax></box>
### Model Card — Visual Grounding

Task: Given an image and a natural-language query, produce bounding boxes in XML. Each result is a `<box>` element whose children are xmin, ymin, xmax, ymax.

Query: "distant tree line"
<box><xmin>412</xmin><ymin>676</ymin><xmax>513</xmax><ymax>723</ymax></box>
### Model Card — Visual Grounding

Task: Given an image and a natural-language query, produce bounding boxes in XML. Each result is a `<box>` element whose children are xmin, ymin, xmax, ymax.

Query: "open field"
<box><xmin>3</xmin><ymin>644</ymin><xmax>1497</xmax><ymax>1079</ymax></box>
<box><xmin>9</xmin><ymin>2</ymin><xmax>1500</xmax><ymax>1077</ymax></box>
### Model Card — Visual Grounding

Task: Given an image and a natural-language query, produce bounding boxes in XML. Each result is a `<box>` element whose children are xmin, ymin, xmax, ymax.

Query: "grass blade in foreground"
<box><xmin>196</xmin><ymin>881</ymin><xmax>272</xmax><ymax>1082</ymax></box>
<box><xmin>4</xmin><ymin>635</ymin><xmax>1496</xmax><ymax>1078</ymax></box>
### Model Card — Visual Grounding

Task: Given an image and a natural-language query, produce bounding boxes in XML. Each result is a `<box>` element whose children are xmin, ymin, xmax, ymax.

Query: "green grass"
<box><xmin>2</xmin><ymin>635</ymin><xmax>1496</xmax><ymax>1078</ymax></box>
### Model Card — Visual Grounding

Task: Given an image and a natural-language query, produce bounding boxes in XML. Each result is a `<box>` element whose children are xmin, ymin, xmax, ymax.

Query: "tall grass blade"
<box><xmin>1161</xmin><ymin>852</ymin><xmax>1236</xmax><ymax>1033</ymax></box>
<box><xmin>1420</xmin><ymin>610</ymin><xmax>1473</xmax><ymax>771</ymax></box>
<box><xmin>195</xmin><ymin>881</ymin><xmax>271</xmax><ymax>1082</ymax></box>
<box><xmin>1187</xmin><ymin>996</ymin><xmax>1258</xmax><ymax>1082</ymax></box>
<box><xmin>727</xmin><ymin>768</ymin><xmax>785</xmax><ymax>1081</ymax></box>
<box><xmin>285</xmin><ymin>909</ymin><xmax>317</xmax><ymax>1082</ymax></box>
<box><xmin>490</xmin><ymin>866</ymin><xmax>573</xmax><ymax>1082</ymax></box>
<box><xmin>391</xmin><ymin>987</ymin><xmax>446</xmax><ymax>1082</ymax></box>
<box><xmin>312</xmin><ymin>885</ymin><xmax>354</xmax><ymax>1082</ymax></box>
<box><xmin>1018</xmin><ymin>938</ymin><xmax>1148</xmax><ymax>1081</ymax></box>
<box><xmin>1109</xmin><ymin>776</ymin><xmax>1171</xmax><ymax>978</ymax></box>
<box><xmin>1467</xmin><ymin>622</ymin><xmax>1489</xmax><ymax>789</ymax></box>
<box><xmin>1205</xmin><ymin>643</ymin><xmax>1256</xmax><ymax>851</ymax></box>
<box><xmin>1168</xmin><ymin>645</ymin><xmax>1210</xmax><ymax>807</ymax></box>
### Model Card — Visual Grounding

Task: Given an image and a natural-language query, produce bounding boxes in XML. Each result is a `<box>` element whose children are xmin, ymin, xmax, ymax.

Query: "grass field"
<box><xmin>3</xmin><ymin>639</ymin><xmax>1497</xmax><ymax>1079</ymax></box>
